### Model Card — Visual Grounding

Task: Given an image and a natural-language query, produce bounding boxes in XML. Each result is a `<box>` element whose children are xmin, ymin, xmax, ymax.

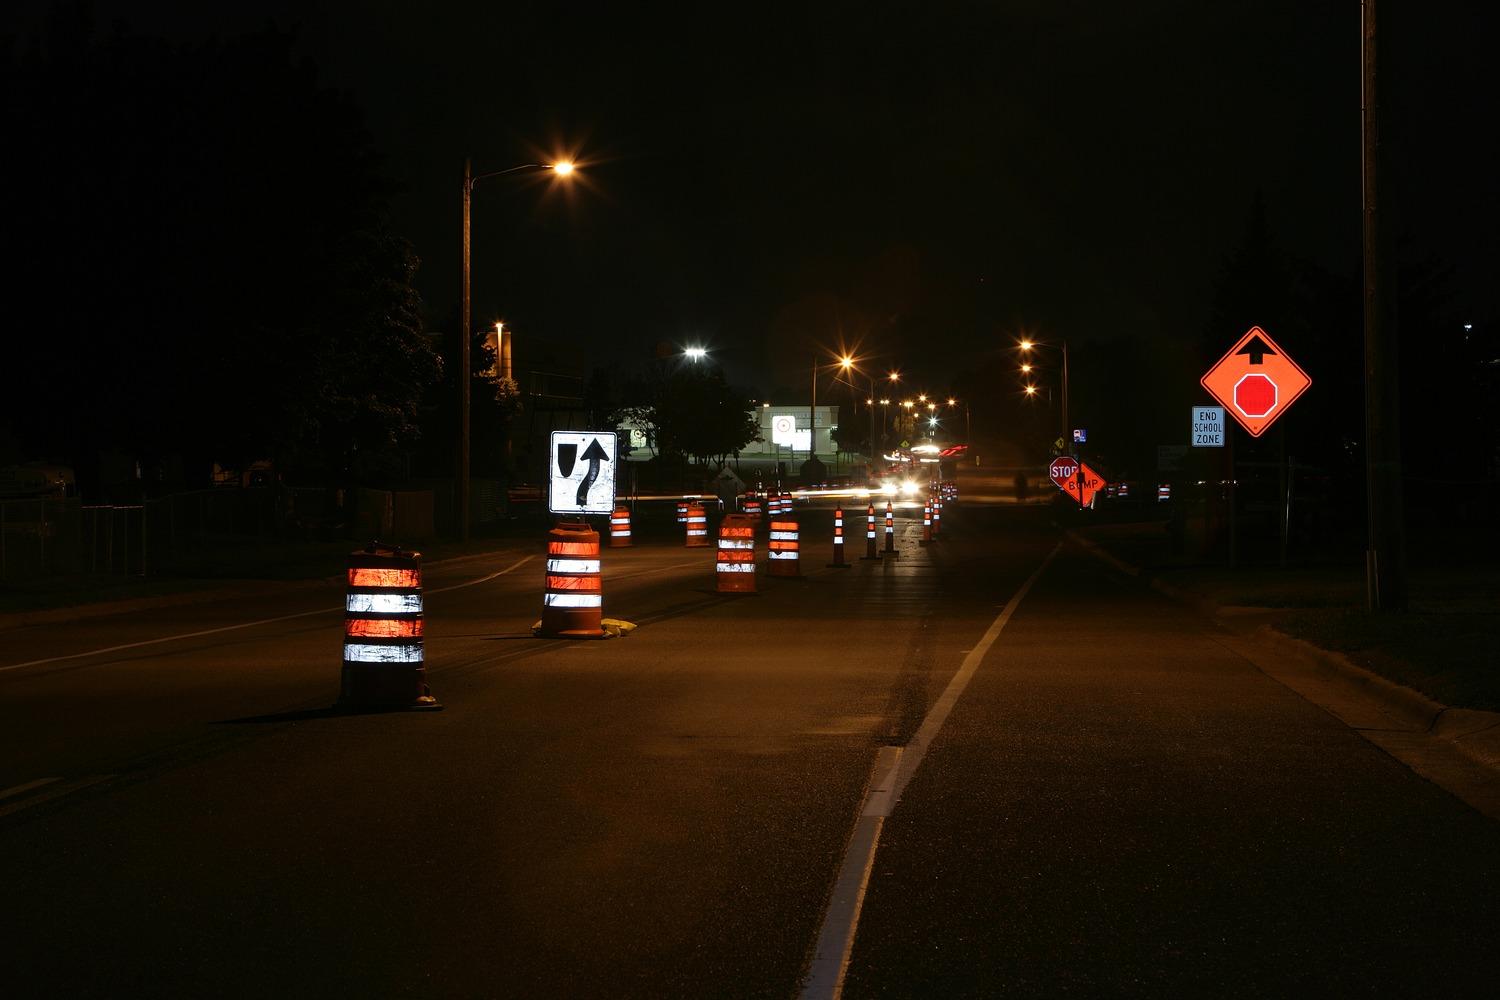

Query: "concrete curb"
<box><xmin>1064</xmin><ymin>528</ymin><xmax>1500</xmax><ymax>780</ymax></box>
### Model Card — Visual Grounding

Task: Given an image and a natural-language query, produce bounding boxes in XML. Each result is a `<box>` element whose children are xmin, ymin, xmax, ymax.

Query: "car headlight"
<box><xmin>901</xmin><ymin>480</ymin><xmax>918</xmax><ymax>496</ymax></box>
<box><xmin>882</xmin><ymin>481</ymin><xmax>899</xmax><ymax>496</ymax></box>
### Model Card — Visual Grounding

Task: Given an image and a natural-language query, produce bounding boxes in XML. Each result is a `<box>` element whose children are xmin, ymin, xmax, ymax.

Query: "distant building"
<box><xmin>622</xmin><ymin>403</ymin><xmax>858</xmax><ymax>478</ymax></box>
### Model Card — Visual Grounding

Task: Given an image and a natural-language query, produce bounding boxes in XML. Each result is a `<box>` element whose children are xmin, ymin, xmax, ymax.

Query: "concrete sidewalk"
<box><xmin>1068</xmin><ymin>529</ymin><xmax>1500</xmax><ymax>821</ymax></box>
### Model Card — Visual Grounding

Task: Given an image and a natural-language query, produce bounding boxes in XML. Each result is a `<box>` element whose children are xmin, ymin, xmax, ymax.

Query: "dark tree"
<box><xmin>0</xmin><ymin>9</ymin><xmax>436</xmax><ymax>493</ymax></box>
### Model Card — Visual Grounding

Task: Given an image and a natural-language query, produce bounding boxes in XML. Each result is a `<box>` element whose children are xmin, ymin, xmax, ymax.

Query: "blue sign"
<box><xmin>1072</xmin><ymin>428</ymin><xmax>1087</xmax><ymax>443</ymax></box>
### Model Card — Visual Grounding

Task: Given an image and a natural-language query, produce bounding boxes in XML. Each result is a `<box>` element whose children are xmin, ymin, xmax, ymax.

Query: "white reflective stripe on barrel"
<box><xmin>614</xmin><ymin>529</ymin><xmax>632</xmax><ymax>536</ymax></box>
<box><xmin>547</xmin><ymin>558</ymin><xmax>601</xmax><ymax>574</ymax></box>
<box><xmin>768</xmin><ymin>551</ymin><xmax>798</xmax><ymax>560</ymax></box>
<box><xmin>343</xmin><ymin>642</ymin><xmax>423</xmax><ymax>663</ymax></box>
<box><xmin>544</xmin><ymin>592</ymin><xmax>603</xmax><ymax>608</ymax></box>
<box><xmin>346</xmin><ymin>593</ymin><xmax>423</xmax><ymax>614</ymax></box>
<box><xmin>719</xmin><ymin>539</ymin><xmax>754</xmax><ymax>549</ymax></box>
<box><xmin>769</xmin><ymin>530</ymin><xmax>798</xmax><ymax>540</ymax></box>
<box><xmin>716</xmin><ymin>562</ymin><xmax>755</xmax><ymax>573</ymax></box>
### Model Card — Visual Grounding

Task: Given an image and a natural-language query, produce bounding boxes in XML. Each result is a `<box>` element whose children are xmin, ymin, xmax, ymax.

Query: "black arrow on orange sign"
<box><xmin>1236</xmin><ymin>334</ymin><xmax>1276</xmax><ymax>365</ymax></box>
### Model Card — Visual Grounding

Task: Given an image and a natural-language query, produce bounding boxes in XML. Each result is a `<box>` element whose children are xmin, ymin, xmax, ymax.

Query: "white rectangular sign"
<box><xmin>1192</xmin><ymin>406</ymin><xmax>1225</xmax><ymax>448</ymax></box>
<box><xmin>549</xmin><ymin>431</ymin><xmax>618</xmax><ymax>514</ymax></box>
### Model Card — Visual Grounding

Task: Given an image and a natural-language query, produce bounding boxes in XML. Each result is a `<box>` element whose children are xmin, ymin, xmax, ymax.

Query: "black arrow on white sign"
<box><xmin>575</xmin><ymin>438</ymin><xmax>611</xmax><ymax>508</ymax></box>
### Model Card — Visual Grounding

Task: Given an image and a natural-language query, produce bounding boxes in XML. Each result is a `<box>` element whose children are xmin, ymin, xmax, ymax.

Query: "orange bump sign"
<box><xmin>1200</xmin><ymin>326</ymin><xmax>1311</xmax><ymax>438</ymax></box>
<box><xmin>1048</xmin><ymin>456</ymin><xmax>1106</xmax><ymax>507</ymax></box>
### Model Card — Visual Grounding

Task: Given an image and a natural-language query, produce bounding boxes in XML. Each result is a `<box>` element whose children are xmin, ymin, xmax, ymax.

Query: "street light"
<box><xmin>684</xmin><ymin>346</ymin><xmax>707</xmax><ymax>362</ymax></box>
<box><xmin>459</xmin><ymin>157</ymin><xmax>575</xmax><ymax>542</ymax></box>
<box><xmin>1018</xmin><ymin>337</ymin><xmax>1070</xmax><ymax>455</ymax></box>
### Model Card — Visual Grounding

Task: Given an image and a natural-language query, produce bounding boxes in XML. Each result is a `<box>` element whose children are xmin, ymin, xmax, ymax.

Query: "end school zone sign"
<box><xmin>1192</xmin><ymin>406</ymin><xmax>1225</xmax><ymax>448</ymax></box>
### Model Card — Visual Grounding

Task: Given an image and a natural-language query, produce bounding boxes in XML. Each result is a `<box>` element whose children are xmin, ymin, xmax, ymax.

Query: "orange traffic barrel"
<box><xmin>828</xmin><ymin>506</ymin><xmax>850</xmax><ymax>568</ymax></box>
<box><xmin>767</xmin><ymin>493</ymin><xmax>782</xmax><ymax>518</ymax></box>
<box><xmin>768</xmin><ymin>514</ymin><xmax>800</xmax><ymax>577</ymax></box>
<box><xmin>861</xmin><ymin>502</ymin><xmax>880</xmax><ymax>560</ymax></box>
<box><xmin>883</xmin><ymin>500</ymin><xmax>896</xmax><ymax>554</ymax></box>
<box><xmin>716</xmin><ymin>513</ymin><xmax>756</xmax><ymax>593</ymax></box>
<box><xmin>340</xmin><ymin>543</ymin><xmax>440</xmax><ymax>711</ymax></box>
<box><xmin>609</xmin><ymin>506</ymin><xmax>632</xmax><ymax>547</ymax></box>
<box><xmin>921</xmin><ymin>498</ymin><xmax>933</xmax><ymax>546</ymax></box>
<box><xmin>539</xmin><ymin>520</ymin><xmax>605</xmax><ymax>638</ymax></box>
<box><xmin>685</xmin><ymin>502</ymin><xmax>710</xmax><ymax>547</ymax></box>
<box><xmin>743</xmin><ymin>495</ymin><xmax>763</xmax><ymax>522</ymax></box>
<box><xmin>676</xmin><ymin>499</ymin><xmax>689</xmax><ymax>524</ymax></box>
<box><xmin>1157</xmin><ymin>483</ymin><xmax>1172</xmax><ymax>502</ymax></box>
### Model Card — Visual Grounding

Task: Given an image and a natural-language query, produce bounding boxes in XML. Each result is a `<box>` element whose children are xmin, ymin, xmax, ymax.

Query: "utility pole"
<box><xmin>460</xmin><ymin>158</ymin><xmax>472</xmax><ymax>543</ymax></box>
<box><xmin>1362</xmin><ymin>0</ymin><xmax>1406</xmax><ymax>610</ymax></box>
<box><xmin>810</xmin><ymin>356</ymin><xmax>817</xmax><ymax>470</ymax></box>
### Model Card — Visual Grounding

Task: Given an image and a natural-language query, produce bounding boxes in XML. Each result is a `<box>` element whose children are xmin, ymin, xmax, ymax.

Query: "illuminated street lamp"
<box><xmin>1018</xmin><ymin>337</ymin><xmax>1070</xmax><ymax>455</ymax></box>
<box><xmin>684</xmin><ymin>346</ymin><xmax>708</xmax><ymax>362</ymax></box>
<box><xmin>947</xmin><ymin>397</ymin><xmax>971</xmax><ymax>444</ymax></box>
<box><xmin>460</xmin><ymin>157</ymin><xmax>576</xmax><ymax>541</ymax></box>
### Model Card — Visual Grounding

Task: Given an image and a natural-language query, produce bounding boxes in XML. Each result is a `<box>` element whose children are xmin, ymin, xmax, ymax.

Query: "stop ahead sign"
<box><xmin>1049</xmin><ymin>456</ymin><xmax>1106</xmax><ymax>507</ymax></box>
<box><xmin>1200</xmin><ymin>326</ymin><xmax>1311</xmax><ymax>437</ymax></box>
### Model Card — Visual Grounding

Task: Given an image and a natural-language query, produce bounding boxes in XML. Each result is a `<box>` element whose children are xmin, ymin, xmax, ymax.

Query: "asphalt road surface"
<box><xmin>4</xmin><ymin>481</ymin><xmax>1498</xmax><ymax>998</ymax></box>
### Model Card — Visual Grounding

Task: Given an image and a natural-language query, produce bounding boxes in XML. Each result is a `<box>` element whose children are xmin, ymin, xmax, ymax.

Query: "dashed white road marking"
<box><xmin>800</xmin><ymin>543</ymin><xmax>1059</xmax><ymax>1000</ymax></box>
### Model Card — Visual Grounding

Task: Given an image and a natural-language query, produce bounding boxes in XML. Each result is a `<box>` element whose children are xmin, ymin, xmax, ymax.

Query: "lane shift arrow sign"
<box><xmin>575</xmin><ymin>438</ymin><xmax>610</xmax><ymax>507</ymax></box>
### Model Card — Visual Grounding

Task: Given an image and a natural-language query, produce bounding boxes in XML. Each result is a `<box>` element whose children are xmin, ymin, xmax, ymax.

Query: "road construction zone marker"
<box><xmin>676</xmin><ymin>499</ymin><xmax>689</xmax><ymax>525</ymax></box>
<box><xmin>537</xmin><ymin>520</ymin><xmax>611</xmax><ymax>639</ymax></box>
<box><xmin>609</xmin><ymin>506</ymin><xmax>632</xmax><ymax>547</ymax></box>
<box><xmin>828</xmin><ymin>506</ymin><xmax>851</xmax><ymax>568</ymax></box>
<box><xmin>717</xmin><ymin>513</ymin><xmax>757</xmax><ymax>593</ymax></box>
<box><xmin>931</xmin><ymin>496</ymin><xmax>943</xmax><ymax>539</ymax></box>
<box><xmin>861</xmin><ymin>503</ymin><xmax>881</xmax><ymax>560</ymax></box>
<box><xmin>768</xmin><ymin>514</ymin><xmax>801</xmax><ymax>577</ymax></box>
<box><xmin>1158</xmin><ymin>483</ymin><xmax>1171</xmax><ymax>502</ymax></box>
<box><xmin>340</xmin><ymin>542</ymin><xmax>441</xmax><ymax>712</ymax></box>
<box><xmin>921</xmin><ymin>499</ymin><xmax>933</xmax><ymax>546</ymax></box>
<box><xmin>767</xmin><ymin>493</ymin><xmax>783</xmax><ymax>518</ymax></box>
<box><xmin>685</xmin><ymin>502</ymin><xmax>710</xmax><ymax>547</ymax></box>
<box><xmin>743</xmin><ymin>495</ymin><xmax>763</xmax><ymax>522</ymax></box>
<box><xmin>883</xmin><ymin>500</ymin><xmax>899</xmax><ymax>558</ymax></box>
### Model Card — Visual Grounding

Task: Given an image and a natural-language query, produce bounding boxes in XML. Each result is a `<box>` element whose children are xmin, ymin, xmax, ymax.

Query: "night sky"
<box><xmin>6</xmin><ymin>0</ymin><xmax>1496</xmax><ymax>398</ymax></box>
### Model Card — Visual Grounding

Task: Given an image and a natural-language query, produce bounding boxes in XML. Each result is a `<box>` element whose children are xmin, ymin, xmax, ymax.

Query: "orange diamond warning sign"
<box><xmin>1200</xmin><ymin>326</ymin><xmax>1311</xmax><ymax>438</ymax></box>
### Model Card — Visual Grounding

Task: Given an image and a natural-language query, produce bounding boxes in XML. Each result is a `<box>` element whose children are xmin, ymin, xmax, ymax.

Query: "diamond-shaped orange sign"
<box><xmin>1200</xmin><ymin>326</ymin><xmax>1311</xmax><ymax>437</ymax></box>
<box><xmin>1048</xmin><ymin>456</ymin><xmax>1106</xmax><ymax>507</ymax></box>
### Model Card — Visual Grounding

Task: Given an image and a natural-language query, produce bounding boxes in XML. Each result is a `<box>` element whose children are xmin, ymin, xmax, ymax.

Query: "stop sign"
<box><xmin>1233</xmin><ymin>373</ymin><xmax>1277</xmax><ymax>419</ymax></box>
<box><xmin>1048</xmin><ymin>457</ymin><xmax>1078</xmax><ymax>489</ymax></box>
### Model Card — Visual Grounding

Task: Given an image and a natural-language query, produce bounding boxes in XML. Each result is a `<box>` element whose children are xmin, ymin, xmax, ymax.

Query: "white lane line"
<box><xmin>609</xmin><ymin>560</ymin><xmax>704</xmax><ymax>581</ymax></box>
<box><xmin>800</xmin><ymin>542</ymin><xmax>1059</xmax><ymax>1000</ymax></box>
<box><xmin>0</xmin><ymin>776</ymin><xmax>60</xmax><ymax>802</ymax></box>
<box><xmin>0</xmin><ymin>556</ymin><xmax>533</xmax><ymax>674</ymax></box>
<box><xmin>0</xmin><ymin>774</ymin><xmax>114</xmax><ymax>819</ymax></box>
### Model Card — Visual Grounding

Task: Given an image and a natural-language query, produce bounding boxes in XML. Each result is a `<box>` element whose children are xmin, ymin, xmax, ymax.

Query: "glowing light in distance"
<box><xmin>1019</xmin><ymin>339</ymin><xmax>1034</xmax><ymax>351</ymax></box>
<box><xmin>551</xmin><ymin>161</ymin><xmax>575</xmax><ymax>176</ymax></box>
<box><xmin>947</xmin><ymin>397</ymin><xmax>957</xmax><ymax>406</ymax></box>
<box><xmin>888</xmin><ymin>371</ymin><xmax>900</xmax><ymax>382</ymax></box>
<box><xmin>1024</xmin><ymin>385</ymin><xmax>1038</xmax><ymax>396</ymax></box>
<box><xmin>1021</xmin><ymin>363</ymin><xmax>1032</xmax><ymax>373</ymax></box>
<box><xmin>839</xmin><ymin>356</ymin><xmax>854</xmax><ymax>369</ymax></box>
<box><xmin>918</xmin><ymin>394</ymin><xmax>928</xmax><ymax>403</ymax></box>
<box><xmin>901</xmin><ymin>480</ymin><xmax>920</xmax><ymax>496</ymax></box>
<box><xmin>685</xmin><ymin>346</ymin><xmax>707</xmax><ymax>361</ymax></box>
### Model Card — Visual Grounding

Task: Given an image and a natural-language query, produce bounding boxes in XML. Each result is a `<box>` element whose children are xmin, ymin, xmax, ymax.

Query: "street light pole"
<box><xmin>458</xmin><ymin>158</ymin><xmax>574</xmax><ymax>542</ymax></box>
<box><xmin>460</xmin><ymin>158</ymin><xmax>473</xmax><ymax>542</ymax></box>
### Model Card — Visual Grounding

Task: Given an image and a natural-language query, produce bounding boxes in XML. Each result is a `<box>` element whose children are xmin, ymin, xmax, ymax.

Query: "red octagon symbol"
<box><xmin>1233</xmin><ymin>373</ymin><xmax>1278</xmax><ymax>418</ymax></box>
